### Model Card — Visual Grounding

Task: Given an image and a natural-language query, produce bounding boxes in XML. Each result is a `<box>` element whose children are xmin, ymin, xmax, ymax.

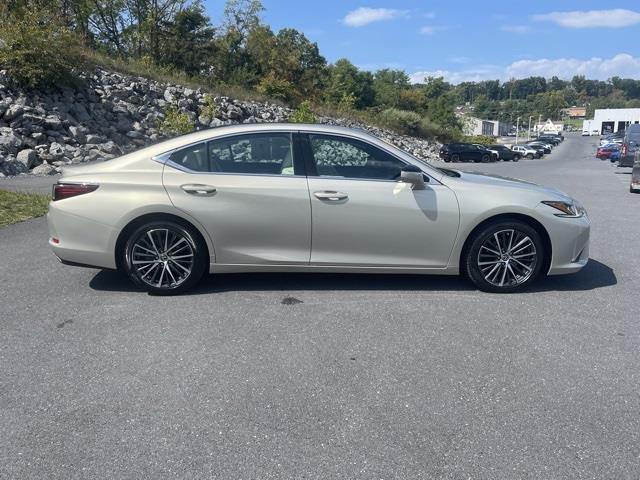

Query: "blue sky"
<box><xmin>203</xmin><ymin>1</ymin><xmax>640</xmax><ymax>83</ymax></box>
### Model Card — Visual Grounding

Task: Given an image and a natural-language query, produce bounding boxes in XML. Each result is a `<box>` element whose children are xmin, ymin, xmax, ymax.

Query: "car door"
<box><xmin>162</xmin><ymin>131</ymin><xmax>312</xmax><ymax>265</ymax></box>
<box><xmin>302</xmin><ymin>133</ymin><xmax>459</xmax><ymax>268</ymax></box>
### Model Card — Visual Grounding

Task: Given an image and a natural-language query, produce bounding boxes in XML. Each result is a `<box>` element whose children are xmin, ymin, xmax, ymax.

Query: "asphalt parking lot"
<box><xmin>1</xmin><ymin>133</ymin><xmax>639</xmax><ymax>479</ymax></box>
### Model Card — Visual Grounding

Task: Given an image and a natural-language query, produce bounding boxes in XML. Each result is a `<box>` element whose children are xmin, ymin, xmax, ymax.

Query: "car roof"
<box><xmin>128</xmin><ymin>123</ymin><xmax>399</xmax><ymax>159</ymax></box>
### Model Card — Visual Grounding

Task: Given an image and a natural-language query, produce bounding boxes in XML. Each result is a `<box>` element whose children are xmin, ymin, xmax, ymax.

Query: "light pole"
<box><xmin>515</xmin><ymin>117</ymin><xmax>520</xmax><ymax>144</ymax></box>
<box><xmin>528</xmin><ymin>116</ymin><xmax>532</xmax><ymax>141</ymax></box>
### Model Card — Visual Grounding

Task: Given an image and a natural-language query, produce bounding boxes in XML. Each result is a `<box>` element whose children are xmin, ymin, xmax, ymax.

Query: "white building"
<box><xmin>534</xmin><ymin>119</ymin><xmax>564</xmax><ymax>135</ymax></box>
<box><xmin>462</xmin><ymin>116</ymin><xmax>511</xmax><ymax>137</ymax></box>
<box><xmin>586</xmin><ymin>108</ymin><xmax>640</xmax><ymax>134</ymax></box>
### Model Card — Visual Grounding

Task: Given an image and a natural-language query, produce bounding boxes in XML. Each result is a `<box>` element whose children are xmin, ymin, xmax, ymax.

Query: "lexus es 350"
<box><xmin>47</xmin><ymin>124</ymin><xmax>590</xmax><ymax>294</ymax></box>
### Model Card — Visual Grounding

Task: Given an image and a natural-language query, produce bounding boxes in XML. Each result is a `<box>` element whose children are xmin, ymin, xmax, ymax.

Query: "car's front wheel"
<box><xmin>123</xmin><ymin>221</ymin><xmax>207</xmax><ymax>295</ymax></box>
<box><xmin>464</xmin><ymin>220</ymin><xmax>544</xmax><ymax>293</ymax></box>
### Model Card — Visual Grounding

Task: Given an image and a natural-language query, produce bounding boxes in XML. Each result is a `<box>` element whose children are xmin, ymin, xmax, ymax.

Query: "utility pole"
<box><xmin>528</xmin><ymin>116</ymin><xmax>532</xmax><ymax>141</ymax></box>
<box><xmin>515</xmin><ymin>117</ymin><xmax>520</xmax><ymax>145</ymax></box>
<box><xmin>537</xmin><ymin>114</ymin><xmax>542</xmax><ymax>138</ymax></box>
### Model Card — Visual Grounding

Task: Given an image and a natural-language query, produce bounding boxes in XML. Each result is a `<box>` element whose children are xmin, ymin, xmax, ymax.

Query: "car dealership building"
<box><xmin>585</xmin><ymin>108</ymin><xmax>640</xmax><ymax>134</ymax></box>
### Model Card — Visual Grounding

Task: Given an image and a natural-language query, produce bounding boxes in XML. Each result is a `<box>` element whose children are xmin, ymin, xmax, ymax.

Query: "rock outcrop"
<box><xmin>0</xmin><ymin>68</ymin><xmax>440</xmax><ymax>176</ymax></box>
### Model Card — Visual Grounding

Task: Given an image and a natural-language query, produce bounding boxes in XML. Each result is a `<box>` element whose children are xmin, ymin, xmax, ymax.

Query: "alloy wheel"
<box><xmin>131</xmin><ymin>228</ymin><xmax>195</xmax><ymax>289</ymax></box>
<box><xmin>477</xmin><ymin>229</ymin><xmax>537</xmax><ymax>287</ymax></box>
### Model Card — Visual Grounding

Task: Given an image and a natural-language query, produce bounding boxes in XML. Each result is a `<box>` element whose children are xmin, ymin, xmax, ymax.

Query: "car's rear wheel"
<box><xmin>464</xmin><ymin>220</ymin><xmax>544</xmax><ymax>293</ymax></box>
<box><xmin>526</xmin><ymin>153</ymin><xmax>534</xmax><ymax>159</ymax></box>
<box><xmin>451</xmin><ymin>154</ymin><xmax>460</xmax><ymax>163</ymax></box>
<box><xmin>123</xmin><ymin>221</ymin><xmax>207</xmax><ymax>295</ymax></box>
<box><xmin>512</xmin><ymin>154</ymin><xmax>520</xmax><ymax>162</ymax></box>
<box><xmin>481</xmin><ymin>154</ymin><xmax>490</xmax><ymax>163</ymax></box>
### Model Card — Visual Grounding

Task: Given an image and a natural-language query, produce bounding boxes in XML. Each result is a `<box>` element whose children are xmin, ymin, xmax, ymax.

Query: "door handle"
<box><xmin>313</xmin><ymin>190</ymin><xmax>348</xmax><ymax>201</ymax></box>
<box><xmin>181</xmin><ymin>184</ymin><xmax>217</xmax><ymax>196</ymax></box>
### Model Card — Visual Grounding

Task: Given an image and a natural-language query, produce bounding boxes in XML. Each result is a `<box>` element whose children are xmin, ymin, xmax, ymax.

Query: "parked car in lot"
<box><xmin>631</xmin><ymin>161</ymin><xmax>640</xmax><ymax>193</ymax></box>
<box><xmin>47</xmin><ymin>124</ymin><xmax>591</xmax><ymax>294</ymax></box>
<box><xmin>512</xmin><ymin>145</ymin><xmax>541</xmax><ymax>159</ymax></box>
<box><xmin>439</xmin><ymin>143</ymin><xmax>495</xmax><ymax>163</ymax></box>
<box><xmin>596</xmin><ymin>144</ymin><xmax>620</xmax><ymax>160</ymax></box>
<box><xmin>489</xmin><ymin>144</ymin><xmax>520</xmax><ymax>161</ymax></box>
<box><xmin>527</xmin><ymin>142</ymin><xmax>552</xmax><ymax>154</ymax></box>
<box><xmin>472</xmin><ymin>144</ymin><xmax>499</xmax><ymax>161</ymax></box>
<box><xmin>538</xmin><ymin>136</ymin><xmax>562</xmax><ymax>145</ymax></box>
<box><xmin>618</xmin><ymin>124</ymin><xmax>640</xmax><ymax>167</ymax></box>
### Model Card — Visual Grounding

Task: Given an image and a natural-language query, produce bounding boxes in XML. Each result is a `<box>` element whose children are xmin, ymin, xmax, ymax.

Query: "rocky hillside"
<box><xmin>0</xmin><ymin>68</ymin><xmax>440</xmax><ymax>177</ymax></box>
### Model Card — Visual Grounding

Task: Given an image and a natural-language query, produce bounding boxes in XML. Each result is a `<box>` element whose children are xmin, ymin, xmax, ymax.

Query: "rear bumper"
<box><xmin>47</xmin><ymin>206</ymin><xmax>117</xmax><ymax>270</ymax></box>
<box><xmin>618</xmin><ymin>155</ymin><xmax>635</xmax><ymax>167</ymax></box>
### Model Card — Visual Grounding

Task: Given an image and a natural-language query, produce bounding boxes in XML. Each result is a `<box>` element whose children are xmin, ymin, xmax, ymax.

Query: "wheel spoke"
<box><xmin>169</xmin><ymin>258</ymin><xmax>190</xmax><ymax>274</ymax></box>
<box><xmin>147</xmin><ymin>231</ymin><xmax>160</xmax><ymax>254</ymax></box>
<box><xmin>166</xmin><ymin>237</ymin><xmax>187</xmax><ymax>254</ymax></box>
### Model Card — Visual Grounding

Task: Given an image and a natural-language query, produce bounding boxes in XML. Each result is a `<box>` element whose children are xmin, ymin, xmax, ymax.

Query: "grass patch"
<box><xmin>0</xmin><ymin>189</ymin><xmax>50</xmax><ymax>227</ymax></box>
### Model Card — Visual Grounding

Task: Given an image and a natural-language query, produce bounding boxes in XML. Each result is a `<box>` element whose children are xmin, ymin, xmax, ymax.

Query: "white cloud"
<box><xmin>409</xmin><ymin>53</ymin><xmax>640</xmax><ymax>84</ymax></box>
<box><xmin>507</xmin><ymin>53</ymin><xmax>640</xmax><ymax>79</ymax></box>
<box><xmin>342</xmin><ymin>7</ymin><xmax>404</xmax><ymax>27</ymax></box>
<box><xmin>533</xmin><ymin>9</ymin><xmax>640</xmax><ymax>28</ymax></box>
<box><xmin>423</xmin><ymin>11</ymin><xmax>436</xmax><ymax>19</ymax></box>
<box><xmin>420</xmin><ymin>26</ymin><xmax>436</xmax><ymax>35</ymax></box>
<box><xmin>501</xmin><ymin>25</ymin><xmax>531</xmax><ymax>34</ymax></box>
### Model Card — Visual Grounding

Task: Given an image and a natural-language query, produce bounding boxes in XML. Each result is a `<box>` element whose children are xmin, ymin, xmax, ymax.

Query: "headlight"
<box><xmin>541</xmin><ymin>200</ymin><xmax>586</xmax><ymax>218</ymax></box>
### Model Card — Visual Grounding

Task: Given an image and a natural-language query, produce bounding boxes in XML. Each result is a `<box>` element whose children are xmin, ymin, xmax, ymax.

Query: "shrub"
<box><xmin>289</xmin><ymin>101</ymin><xmax>317</xmax><ymax>123</ymax></box>
<box><xmin>0</xmin><ymin>7</ymin><xmax>84</xmax><ymax>87</ymax></box>
<box><xmin>377</xmin><ymin>108</ymin><xmax>441</xmax><ymax>139</ymax></box>
<box><xmin>158</xmin><ymin>106</ymin><xmax>194</xmax><ymax>136</ymax></box>
<box><xmin>200</xmin><ymin>95</ymin><xmax>218</xmax><ymax>119</ymax></box>
<box><xmin>257</xmin><ymin>73</ymin><xmax>294</xmax><ymax>102</ymax></box>
<box><xmin>461</xmin><ymin>135</ymin><xmax>494</xmax><ymax>146</ymax></box>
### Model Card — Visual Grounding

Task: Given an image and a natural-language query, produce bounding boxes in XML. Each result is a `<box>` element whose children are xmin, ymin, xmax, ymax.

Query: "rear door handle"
<box><xmin>313</xmin><ymin>191</ymin><xmax>348</xmax><ymax>201</ymax></box>
<box><xmin>181</xmin><ymin>184</ymin><xmax>217</xmax><ymax>196</ymax></box>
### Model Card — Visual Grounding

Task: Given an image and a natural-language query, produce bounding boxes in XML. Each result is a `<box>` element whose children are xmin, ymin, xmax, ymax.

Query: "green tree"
<box><xmin>325</xmin><ymin>58</ymin><xmax>373</xmax><ymax>108</ymax></box>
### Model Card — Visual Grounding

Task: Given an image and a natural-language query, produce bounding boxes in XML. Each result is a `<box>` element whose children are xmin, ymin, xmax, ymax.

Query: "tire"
<box><xmin>123</xmin><ymin>220</ymin><xmax>207</xmax><ymax>295</ymax></box>
<box><xmin>464</xmin><ymin>220</ymin><xmax>545</xmax><ymax>293</ymax></box>
<box><xmin>513</xmin><ymin>154</ymin><xmax>521</xmax><ymax>162</ymax></box>
<box><xmin>526</xmin><ymin>153</ymin><xmax>534</xmax><ymax>159</ymax></box>
<box><xmin>481</xmin><ymin>154</ymin><xmax>490</xmax><ymax>163</ymax></box>
<box><xmin>443</xmin><ymin>157</ymin><xmax>451</xmax><ymax>163</ymax></box>
<box><xmin>451</xmin><ymin>154</ymin><xmax>460</xmax><ymax>163</ymax></box>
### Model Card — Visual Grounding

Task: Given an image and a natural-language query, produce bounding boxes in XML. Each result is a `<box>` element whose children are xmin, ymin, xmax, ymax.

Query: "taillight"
<box><xmin>52</xmin><ymin>183</ymin><xmax>99</xmax><ymax>201</ymax></box>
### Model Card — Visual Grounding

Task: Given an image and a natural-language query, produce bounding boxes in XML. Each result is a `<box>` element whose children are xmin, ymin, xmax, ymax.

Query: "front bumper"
<box><xmin>543</xmin><ymin>213</ymin><xmax>591</xmax><ymax>275</ymax></box>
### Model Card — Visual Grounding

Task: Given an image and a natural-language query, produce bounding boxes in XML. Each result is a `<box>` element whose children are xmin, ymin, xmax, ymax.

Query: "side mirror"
<box><xmin>400</xmin><ymin>165</ymin><xmax>427</xmax><ymax>190</ymax></box>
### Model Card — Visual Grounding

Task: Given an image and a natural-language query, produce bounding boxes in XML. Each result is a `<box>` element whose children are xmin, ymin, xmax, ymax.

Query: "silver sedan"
<box><xmin>47</xmin><ymin>124</ymin><xmax>590</xmax><ymax>294</ymax></box>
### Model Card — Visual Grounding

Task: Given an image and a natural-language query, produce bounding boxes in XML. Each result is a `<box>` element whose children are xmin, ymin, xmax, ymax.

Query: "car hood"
<box><xmin>451</xmin><ymin>170</ymin><xmax>572</xmax><ymax>201</ymax></box>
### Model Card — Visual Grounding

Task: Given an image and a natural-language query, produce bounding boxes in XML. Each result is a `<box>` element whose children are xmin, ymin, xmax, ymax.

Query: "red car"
<box><xmin>596</xmin><ymin>145</ymin><xmax>620</xmax><ymax>160</ymax></box>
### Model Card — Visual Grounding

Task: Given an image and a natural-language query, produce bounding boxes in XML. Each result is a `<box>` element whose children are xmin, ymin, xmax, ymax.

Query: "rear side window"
<box><xmin>169</xmin><ymin>143</ymin><xmax>208</xmax><ymax>172</ymax></box>
<box><xmin>208</xmin><ymin>133</ymin><xmax>295</xmax><ymax>175</ymax></box>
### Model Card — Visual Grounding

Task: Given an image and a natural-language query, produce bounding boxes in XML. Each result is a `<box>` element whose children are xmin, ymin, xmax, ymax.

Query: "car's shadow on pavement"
<box><xmin>89</xmin><ymin>259</ymin><xmax>616</xmax><ymax>295</ymax></box>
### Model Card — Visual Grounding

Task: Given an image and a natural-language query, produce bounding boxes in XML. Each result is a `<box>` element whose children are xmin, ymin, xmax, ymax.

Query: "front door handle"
<box><xmin>181</xmin><ymin>184</ymin><xmax>217</xmax><ymax>196</ymax></box>
<box><xmin>313</xmin><ymin>191</ymin><xmax>348</xmax><ymax>201</ymax></box>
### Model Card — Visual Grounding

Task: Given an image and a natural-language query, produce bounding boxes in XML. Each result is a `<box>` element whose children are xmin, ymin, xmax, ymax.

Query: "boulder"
<box><xmin>31</xmin><ymin>163</ymin><xmax>57</xmax><ymax>175</ymax></box>
<box><xmin>16</xmin><ymin>148</ymin><xmax>36</xmax><ymax>169</ymax></box>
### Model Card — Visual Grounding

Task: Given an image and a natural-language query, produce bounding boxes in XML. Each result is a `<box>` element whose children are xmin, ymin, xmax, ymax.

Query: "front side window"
<box><xmin>208</xmin><ymin>133</ymin><xmax>295</xmax><ymax>175</ymax></box>
<box><xmin>308</xmin><ymin>134</ymin><xmax>406</xmax><ymax>180</ymax></box>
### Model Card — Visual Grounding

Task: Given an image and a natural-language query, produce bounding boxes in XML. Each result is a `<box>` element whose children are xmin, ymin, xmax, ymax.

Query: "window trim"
<box><xmin>301</xmin><ymin>132</ymin><xmax>411</xmax><ymax>183</ymax></box>
<box><xmin>154</xmin><ymin>131</ymin><xmax>306</xmax><ymax>178</ymax></box>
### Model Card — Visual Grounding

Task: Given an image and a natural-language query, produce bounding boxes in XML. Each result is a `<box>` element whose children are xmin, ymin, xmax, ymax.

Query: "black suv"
<box><xmin>619</xmin><ymin>124</ymin><xmax>640</xmax><ymax>168</ymax></box>
<box><xmin>489</xmin><ymin>144</ymin><xmax>521</xmax><ymax>161</ymax></box>
<box><xmin>439</xmin><ymin>143</ymin><xmax>495</xmax><ymax>163</ymax></box>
